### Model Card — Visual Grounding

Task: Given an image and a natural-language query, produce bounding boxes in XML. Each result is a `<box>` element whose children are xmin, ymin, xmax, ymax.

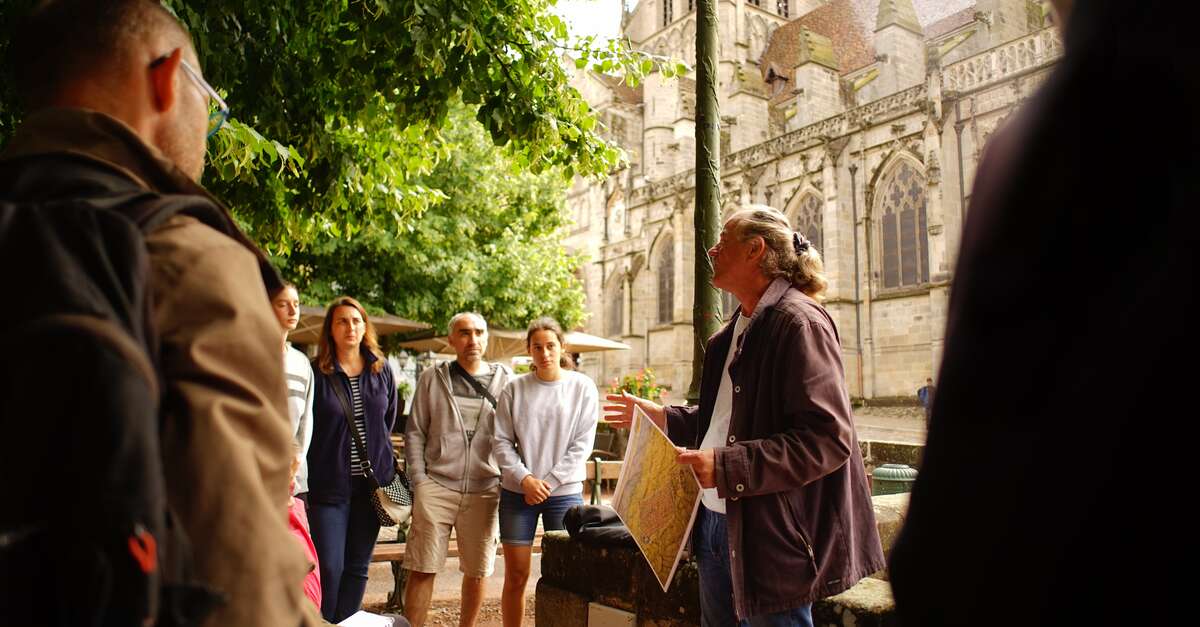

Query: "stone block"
<box><xmin>869</xmin><ymin>492</ymin><xmax>911</xmax><ymax>580</ymax></box>
<box><xmin>536</xmin><ymin>580</ymin><xmax>589</xmax><ymax>627</ymax></box>
<box><xmin>540</xmin><ymin>531</ymin><xmax>700</xmax><ymax>623</ymax></box>
<box><xmin>867</xmin><ymin>441</ymin><xmax>925</xmax><ymax>469</ymax></box>
<box><xmin>813</xmin><ymin>578</ymin><xmax>900</xmax><ymax>627</ymax></box>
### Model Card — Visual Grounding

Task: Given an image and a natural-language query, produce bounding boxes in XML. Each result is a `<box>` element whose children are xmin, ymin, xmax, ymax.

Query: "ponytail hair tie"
<box><xmin>792</xmin><ymin>232</ymin><xmax>810</xmax><ymax>255</ymax></box>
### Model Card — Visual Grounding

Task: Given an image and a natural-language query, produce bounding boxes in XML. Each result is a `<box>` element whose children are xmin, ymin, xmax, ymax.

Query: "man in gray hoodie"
<box><xmin>403</xmin><ymin>312</ymin><xmax>511</xmax><ymax>627</ymax></box>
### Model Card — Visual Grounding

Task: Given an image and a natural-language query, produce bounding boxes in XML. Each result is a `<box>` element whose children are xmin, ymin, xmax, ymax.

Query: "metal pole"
<box><xmin>688</xmin><ymin>0</ymin><xmax>721</xmax><ymax>404</ymax></box>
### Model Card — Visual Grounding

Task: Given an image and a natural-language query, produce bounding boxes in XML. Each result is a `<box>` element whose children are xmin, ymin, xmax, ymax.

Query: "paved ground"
<box><xmin>361</xmin><ymin>409</ymin><xmax>925</xmax><ymax>624</ymax></box>
<box><xmin>853</xmin><ymin>406</ymin><xmax>926</xmax><ymax>445</ymax></box>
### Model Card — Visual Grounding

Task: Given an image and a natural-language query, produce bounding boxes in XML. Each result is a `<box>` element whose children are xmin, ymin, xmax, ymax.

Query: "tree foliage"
<box><xmin>289</xmin><ymin>101</ymin><xmax>587</xmax><ymax>333</ymax></box>
<box><xmin>1</xmin><ymin>1</ymin><xmax>684</xmax><ymax>254</ymax></box>
<box><xmin>0</xmin><ymin>0</ymin><xmax>689</xmax><ymax>327</ymax></box>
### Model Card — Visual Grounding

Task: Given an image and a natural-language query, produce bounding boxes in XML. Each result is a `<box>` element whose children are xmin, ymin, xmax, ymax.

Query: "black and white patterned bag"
<box><xmin>369</xmin><ymin>460</ymin><xmax>413</xmax><ymax>527</ymax></box>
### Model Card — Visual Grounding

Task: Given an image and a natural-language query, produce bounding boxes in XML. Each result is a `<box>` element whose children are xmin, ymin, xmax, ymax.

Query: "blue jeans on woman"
<box><xmin>498</xmin><ymin>488</ymin><xmax>582</xmax><ymax>544</ymax></box>
<box><xmin>308</xmin><ymin>477</ymin><xmax>381</xmax><ymax>622</ymax></box>
<box><xmin>693</xmin><ymin>506</ymin><xmax>813</xmax><ymax>627</ymax></box>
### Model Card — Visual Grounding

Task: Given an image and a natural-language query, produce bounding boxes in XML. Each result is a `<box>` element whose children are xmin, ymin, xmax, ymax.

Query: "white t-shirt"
<box><xmin>284</xmin><ymin>344</ymin><xmax>315</xmax><ymax>493</ymax></box>
<box><xmin>699</xmin><ymin>313</ymin><xmax>751</xmax><ymax>513</ymax></box>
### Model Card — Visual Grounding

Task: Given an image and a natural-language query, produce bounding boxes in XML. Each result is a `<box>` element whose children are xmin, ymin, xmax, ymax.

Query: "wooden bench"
<box><xmin>585</xmin><ymin>458</ymin><xmax>624</xmax><ymax>505</ymax></box>
<box><xmin>372</xmin><ymin>530</ymin><xmax>545</xmax><ymax>611</ymax></box>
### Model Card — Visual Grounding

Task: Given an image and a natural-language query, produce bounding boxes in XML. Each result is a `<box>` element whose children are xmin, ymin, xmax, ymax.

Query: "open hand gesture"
<box><xmin>602</xmin><ymin>391</ymin><xmax>666</xmax><ymax>431</ymax></box>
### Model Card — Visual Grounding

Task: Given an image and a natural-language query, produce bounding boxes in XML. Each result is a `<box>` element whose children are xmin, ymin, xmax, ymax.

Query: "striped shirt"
<box><xmin>347</xmin><ymin>375</ymin><xmax>369</xmax><ymax>476</ymax></box>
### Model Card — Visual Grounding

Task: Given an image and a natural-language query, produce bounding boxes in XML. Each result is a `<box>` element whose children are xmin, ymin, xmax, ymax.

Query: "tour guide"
<box><xmin>606</xmin><ymin>205</ymin><xmax>883</xmax><ymax>626</ymax></box>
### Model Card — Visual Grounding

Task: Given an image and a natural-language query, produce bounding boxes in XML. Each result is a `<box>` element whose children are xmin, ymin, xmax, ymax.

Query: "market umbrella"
<box><xmin>397</xmin><ymin>328</ymin><xmax>630</xmax><ymax>360</ymax></box>
<box><xmin>288</xmin><ymin>305</ymin><xmax>429</xmax><ymax>345</ymax></box>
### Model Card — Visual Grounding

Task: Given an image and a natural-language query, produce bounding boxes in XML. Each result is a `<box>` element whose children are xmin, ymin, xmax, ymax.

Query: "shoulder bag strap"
<box><xmin>328</xmin><ymin>374</ymin><xmax>380</xmax><ymax>488</ymax></box>
<box><xmin>449</xmin><ymin>361</ymin><xmax>498</xmax><ymax>408</ymax></box>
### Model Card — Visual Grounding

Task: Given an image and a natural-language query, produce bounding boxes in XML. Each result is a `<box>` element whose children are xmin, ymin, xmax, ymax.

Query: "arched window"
<box><xmin>792</xmin><ymin>192</ymin><xmax>824</xmax><ymax>257</ymax></box>
<box><xmin>656</xmin><ymin>234</ymin><xmax>675</xmax><ymax>324</ymax></box>
<box><xmin>877</xmin><ymin>160</ymin><xmax>930</xmax><ymax>288</ymax></box>
<box><xmin>663</xmin><ymin>0</ymin><xmax>673</xmax><ymax>27</ymax></box>
<box><xmin>608</xmin><ymin>279</ymin><xmax>625</xmax><ymax>336</ymax></box>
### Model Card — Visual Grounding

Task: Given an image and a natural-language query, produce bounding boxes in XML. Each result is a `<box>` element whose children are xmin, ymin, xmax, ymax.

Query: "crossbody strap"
<box><xmin>328</xmin><ymin>373</ymin><xmax>380</xmax><ymax>488</ymax></box>
<box><xmin>449</xmin><ymin>361</ymin><xmax>498</xmax><ymax>408</ymax></box>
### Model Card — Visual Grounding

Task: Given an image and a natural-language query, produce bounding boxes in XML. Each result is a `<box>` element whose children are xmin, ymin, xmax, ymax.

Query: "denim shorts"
<box><xmin>499</xmin><ymin>488</ymin><xmax>583</xmax><ymax>545</ymax></box>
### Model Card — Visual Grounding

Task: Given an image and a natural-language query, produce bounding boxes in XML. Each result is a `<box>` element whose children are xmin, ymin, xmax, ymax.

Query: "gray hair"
<box><xmin>728</xmin><ymin>204</ymin><xmax>828</xmax><ymax>300</ymax></box>
<box><xmin>447</xmin><ymin>312</ymin><xmax>487</xmax><ymax>334</ymax></box>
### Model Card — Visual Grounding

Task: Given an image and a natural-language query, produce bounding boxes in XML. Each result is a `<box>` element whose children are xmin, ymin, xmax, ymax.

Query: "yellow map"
<box><xmin>611</xmin><ymin>407</ymin><xmax>702</xmax><ymax>591</ymax></box>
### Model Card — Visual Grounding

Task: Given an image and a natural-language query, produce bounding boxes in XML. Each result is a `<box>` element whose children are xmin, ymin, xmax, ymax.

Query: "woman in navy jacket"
<box><xmin>307</xmin><ymin>296</ymin><xmax>397</xmax><ymax>622</ymax></box>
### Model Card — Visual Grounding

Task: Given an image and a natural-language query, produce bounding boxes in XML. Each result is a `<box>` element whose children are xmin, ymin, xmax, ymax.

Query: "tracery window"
<box><xmin>608</xmin><ymin>279</ymin><xmax>625</xmax><ymax>336</ymax></box>
<box><xmin>792</xmin><ymin>193</ymin><xmax>824</xmax><ymax>257</ymax></box>
<box><xmin>656</xmin><ymin>234</ymin><xmax>675</xmax><ymax>324</ymax></box>
<box><xmin>877</xmin><ymin>160</ymin><xmax>930</xmax><ymax>288</ymax></box>
<box><xmin>663</xmin><ymin>0</ymin><xmax>673</xmax><ymax>26</ymax></box>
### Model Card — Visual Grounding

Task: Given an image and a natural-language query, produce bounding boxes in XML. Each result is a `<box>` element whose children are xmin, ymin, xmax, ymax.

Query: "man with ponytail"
<box><xmin>606</xmin><ymin>205</ymin><xmax>883</xmax><ymax>626</ymax></box>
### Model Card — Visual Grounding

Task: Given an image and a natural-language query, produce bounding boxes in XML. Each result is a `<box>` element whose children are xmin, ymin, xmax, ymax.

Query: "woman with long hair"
<box><xmin>306</xmin><ymin>296</ymin><xmax>398</xmax><ymax>622</ymax></box>
<box><xmin>492</xmin><ymin>317</ymin><xmax>598</xmax><ymax>627</ymax></box>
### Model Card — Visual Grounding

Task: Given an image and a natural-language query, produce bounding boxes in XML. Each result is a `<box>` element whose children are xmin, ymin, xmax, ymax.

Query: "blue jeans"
<box><xmin>693</xmin><ymin>506</ymin><xmax>813</xmax><ymax>627</ymax></box>
<box><xmin>498</xmin><ymin>488</ymin><xmax>582</xmax><ymax>545</ymax></box>
<box><xmin>308</xmin><ymin>478</ymin><xmax>382</xmax><ymax>622</ymax></box>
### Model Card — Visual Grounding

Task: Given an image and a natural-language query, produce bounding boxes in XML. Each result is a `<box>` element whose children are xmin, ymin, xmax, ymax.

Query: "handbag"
<box><xmin>329</xmin><ymin>372</ymin><xmax>412</xmax><ymax>527</ymax></box>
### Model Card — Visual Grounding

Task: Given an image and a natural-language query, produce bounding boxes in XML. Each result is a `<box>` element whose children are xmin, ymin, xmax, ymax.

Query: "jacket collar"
<box><xmin>722</xmin><ymin>276</ymin><xmax>794</xmax><ymax>336</ymax></box>
<box><xmin>744</xmin><ymin>277</ymin><xmax>793</xmax><ymax>323</ymax></box>
<box><xmin>1</xmin><ymin>108</ymin><xmax>284</xmax><ymax>294</ymax></box>
<box><xmin>333</xmin><ymin>346</ymin><xmax>379</xmax><ymax>375</ymax></box>
<box><xmin>0</xmin><ymin>108</ymin><xmax>213</xmax><ymax>201</ymax></box>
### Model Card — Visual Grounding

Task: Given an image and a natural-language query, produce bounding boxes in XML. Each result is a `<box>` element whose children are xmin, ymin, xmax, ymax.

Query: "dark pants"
<box><xmin>309</xmin><ymin>477</ymin><xmax>381</xmax><ymax>622</ymax></box>
<box><xmin>693</xmin><ymin>506</ymin><xmax>813</xmax><ymax>627</ymax></box>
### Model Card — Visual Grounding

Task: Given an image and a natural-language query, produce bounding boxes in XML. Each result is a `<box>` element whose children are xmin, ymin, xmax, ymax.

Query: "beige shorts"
<box><xmin>403</xmin><ymin>479</ymin><xmax>500</xmax><ymax>577</ymax></box>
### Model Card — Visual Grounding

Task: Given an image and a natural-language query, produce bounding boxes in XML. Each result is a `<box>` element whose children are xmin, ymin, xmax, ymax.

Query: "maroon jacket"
<box><xmin>666</xmin><ymin>278</ymin><xmax>884</xmax><ymax>618</ymax></box>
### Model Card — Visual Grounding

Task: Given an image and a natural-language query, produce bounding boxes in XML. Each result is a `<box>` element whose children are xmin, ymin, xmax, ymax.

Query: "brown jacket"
<box><xmin>666</xmin><ymin>278</ymin><xmax>884</xmax><ymax>619</ymax></box>
<box><xmin>0</xmin><ymin>109</ymin><xmax>323</xmax><ymax>627</ymax></box>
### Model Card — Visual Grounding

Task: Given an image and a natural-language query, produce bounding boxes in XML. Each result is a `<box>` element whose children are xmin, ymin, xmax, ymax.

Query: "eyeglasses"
<box><xmin>178</xmin><ymin>59</ymin><xmax>230</xmax><ymax>138</ymax></box>
<box><xmin>151</xmin><ymin>55</ymin><xmax>230</xmax><ymax>138</ymax></box>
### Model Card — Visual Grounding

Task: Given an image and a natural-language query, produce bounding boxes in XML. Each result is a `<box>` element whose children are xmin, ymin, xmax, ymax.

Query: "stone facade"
<box><xmin>565</xmin><ymin>0</ymin><xmax>1061</xmax><ymax>400</ymax></box>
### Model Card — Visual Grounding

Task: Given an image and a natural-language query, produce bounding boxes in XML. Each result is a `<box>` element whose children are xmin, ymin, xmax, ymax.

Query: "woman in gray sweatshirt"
<box><xmin>493</xmin><ymin>317</ymin><xmax>598</xmax><ymax>627</ymax></box>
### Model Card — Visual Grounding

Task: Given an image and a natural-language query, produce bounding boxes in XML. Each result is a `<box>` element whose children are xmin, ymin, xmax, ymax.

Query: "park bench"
<box><xmin>585</xmin><ymin>458</ymin><xmax>624</xmax><ymax>505</ymax></box>
<box><xmin>371</xmin><ymin>529</ymin><xmax>545</xmax><ymax>611</ymax></box>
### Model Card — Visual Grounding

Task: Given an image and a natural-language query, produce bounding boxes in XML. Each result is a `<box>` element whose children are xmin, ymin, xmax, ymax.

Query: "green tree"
<box><xmin>0</xmin><ymin>1</ymin><xmax>685</xmax><ymax>255</ymax></box>
<box><xmin>288</xmin><ymin>101</ymin><xmax>587</xmax><ymax>333</ymax></box>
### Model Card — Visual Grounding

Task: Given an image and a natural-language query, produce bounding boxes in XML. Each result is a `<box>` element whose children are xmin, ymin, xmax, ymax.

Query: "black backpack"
<box><xmin>0</xmin><ymin>188</ymin><xmax>227</xmax><ymax>626</ymax></box>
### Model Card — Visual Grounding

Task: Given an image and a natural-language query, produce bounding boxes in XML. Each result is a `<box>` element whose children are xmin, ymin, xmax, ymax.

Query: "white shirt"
<box><xmin>699</xmin><ymin>313</ymin><xmax>751</xmax><ymax>513</ymax></box>
<box><xmin>284</xmin><ymin>344</ymin><xmax>315</xmax><ymax>494</ymax></box>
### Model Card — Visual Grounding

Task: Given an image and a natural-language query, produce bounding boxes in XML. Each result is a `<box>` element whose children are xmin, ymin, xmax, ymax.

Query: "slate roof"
<box><xmin>759</xmin><ymin>0</ymin><xmax>976</xmax><ymax>86</ymax></box>
<box><xmin>924</xmin><ymin>6</ymin><xmax>979</xmax><ymax>39</ymax></box>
